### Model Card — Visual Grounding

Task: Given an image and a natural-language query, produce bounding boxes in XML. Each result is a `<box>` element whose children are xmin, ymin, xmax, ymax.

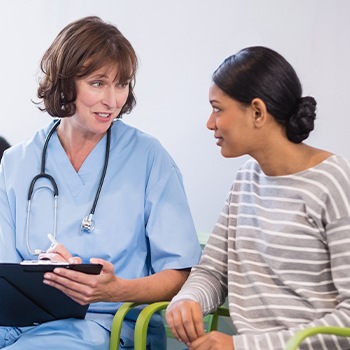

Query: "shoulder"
<box><xmin>324</xmin><ymin>154</ymin><xmax>350</xmax><ymax>168</ymax></box>
<box><xmin>319</xmin><ymin>154</ymin><xmax>350</xmax><ymax>183</ymax></box>
<box><xmin>110</xmin><ymin>120</ymin><xmax>175</xmax><ymax>163</ymax></box>
<box><xmin>109</xmin><ymin>120</ymin><xmax>182</xmax><ymax>183</ymax></box>
<box><xmin>2</xmin><ymin>122</ymin><xmax>53</xmax><ymax>163</ymax></box>
<box><xmin>313</xmin><ymin>154</ymin><xmax>350</xmax><ymax>174</ymax></box>
<box><xmin>235</xmin><ymin>157</ymin><xmax>262</xmax><ymax>180</ymax></box>
<box><xmin>111</xmin><ymin>119</ymin><xmax>163</xmax><ymax>149</ymax></box>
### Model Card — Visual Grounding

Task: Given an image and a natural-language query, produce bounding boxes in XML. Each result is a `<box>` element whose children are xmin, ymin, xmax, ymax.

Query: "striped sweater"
<box><xmin>171</xmin><ymin>155</ymin><xmax>350</xmax><ymax>349</ymax></box>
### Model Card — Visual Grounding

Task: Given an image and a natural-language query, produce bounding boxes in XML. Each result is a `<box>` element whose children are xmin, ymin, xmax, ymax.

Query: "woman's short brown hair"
<box><xmin>37</xmin><ymin>16</ymin><xmax>138</xmax><ymax>118</ymax></box>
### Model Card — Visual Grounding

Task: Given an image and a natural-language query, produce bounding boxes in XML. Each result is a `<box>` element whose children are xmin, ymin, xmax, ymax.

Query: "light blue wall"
<box><xmin>1</xmin><ymin>0</ymin><xmax>349</xmax><ymax>235</ymax></box>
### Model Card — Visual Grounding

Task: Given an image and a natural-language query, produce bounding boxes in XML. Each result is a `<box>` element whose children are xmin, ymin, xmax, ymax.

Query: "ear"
<box><xmin>251</xmin><ymin>98</ymin><xmax>268</xmax><ymax>128</ymax></box>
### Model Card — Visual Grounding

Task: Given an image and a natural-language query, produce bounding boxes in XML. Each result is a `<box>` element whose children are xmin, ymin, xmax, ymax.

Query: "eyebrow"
<box><xmin>89</xmin><ymin>73</ymin><xmax>109</xmax><ymax>79</ymax></box>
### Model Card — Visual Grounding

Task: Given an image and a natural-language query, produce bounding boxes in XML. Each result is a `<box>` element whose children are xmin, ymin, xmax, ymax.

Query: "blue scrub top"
<box><xmin>0</xmin><ymin>119</ymin><xmax>201</xmax><ymax>317</ymax></box>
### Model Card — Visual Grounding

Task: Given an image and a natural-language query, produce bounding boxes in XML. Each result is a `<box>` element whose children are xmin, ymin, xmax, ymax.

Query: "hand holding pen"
<box><xmin>47</xmin><ymin>233</ymin><xmax>59</xmax><ymax>248</ymax></box>
<box><xmin>39</xmin><ymin>233</ymin><xmax>82</xmax><ymax>264</ymax></box>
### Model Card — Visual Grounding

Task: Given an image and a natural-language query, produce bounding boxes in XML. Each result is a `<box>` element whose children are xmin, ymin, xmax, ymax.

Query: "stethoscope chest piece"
<box><xmin>81</xmin><ymin>214</ymin><xmax>95</xmax><ymax>233</ymax></box>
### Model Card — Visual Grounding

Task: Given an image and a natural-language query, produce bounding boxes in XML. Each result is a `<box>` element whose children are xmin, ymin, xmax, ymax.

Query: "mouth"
<box><xmin>214</xmin><ymin>135</ymin><xmax>223</xmax><ymax>146</ymax></box>
<box><xmin>96</xmin><ymin>113</ymin><xmax>111</xmax><ymax>119</ymax></box>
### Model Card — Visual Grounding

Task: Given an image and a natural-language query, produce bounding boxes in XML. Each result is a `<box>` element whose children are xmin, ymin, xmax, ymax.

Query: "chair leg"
<box><xmin>134</xmin><ymin>302</ymin><xmax>170</xmax><ymax>350</ymax></box>
<box><xmin>109</xmin><ymin>302</ymin><xmax>139</xmax><ymax>350</ymax></box>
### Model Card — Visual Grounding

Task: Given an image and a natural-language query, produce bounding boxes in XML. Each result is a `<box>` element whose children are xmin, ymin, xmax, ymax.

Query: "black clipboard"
<box><xmin>0</xmin><ymin>262</ymin><xmax>102</xmax><ymax>327</ymax></box>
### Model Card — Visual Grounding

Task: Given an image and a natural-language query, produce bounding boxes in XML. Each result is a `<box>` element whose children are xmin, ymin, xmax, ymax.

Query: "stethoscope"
<box><xmin>25</xmin><ymin>119</ymin><xmax>111</xmax><ymax>255</ymax></box>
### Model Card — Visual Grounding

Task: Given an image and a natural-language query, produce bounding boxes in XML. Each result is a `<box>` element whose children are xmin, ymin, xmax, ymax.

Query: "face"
<box><xmin>207</xmin><ymin>83</ymin><xmax>255</xmax><ymax>158</ymax></box>
<box><xmin>71</xmin><ymin>66</ymin><xmax>130</xmax><ymax>137</ymax></box>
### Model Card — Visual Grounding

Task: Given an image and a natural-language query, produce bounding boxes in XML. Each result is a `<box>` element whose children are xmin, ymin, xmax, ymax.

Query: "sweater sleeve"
<box><xmin>169</xmin><ymin>197</ymin><xmax>230</xmax><ymax>314</ymax></box>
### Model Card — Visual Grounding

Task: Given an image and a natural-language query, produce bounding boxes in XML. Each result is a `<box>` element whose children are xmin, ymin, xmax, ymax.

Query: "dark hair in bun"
<box><xmin>213</xmin><ymin>46</ymin><xmax>316</xmax><ymax>143</ymax></box>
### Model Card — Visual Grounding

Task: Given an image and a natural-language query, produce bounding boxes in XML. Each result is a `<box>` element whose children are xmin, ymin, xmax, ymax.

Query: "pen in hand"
<box><xmin>40</xmin><ymin>233</ymin><xmax>70</xmax><ymax>264</ymax></box>
<box><xmin>37</xmin><ymin>233</ymin><xmax>58</xmax><ymax>261</ymax></box>
<box><xmin>46</xmin><ymin>233</ymin><xmax>82</xmax><ymax>264</ymax></box>
<box><xmin>48</xmin><ymin>233</ymin><xmax>59</xmax><ymax>248</ymax></box>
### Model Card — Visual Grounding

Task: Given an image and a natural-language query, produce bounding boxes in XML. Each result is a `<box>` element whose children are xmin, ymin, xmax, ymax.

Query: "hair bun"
<box><xmin>286</xmin><ymin>96</ymin><xmax>317</xmax><ymax>143</ymax></box>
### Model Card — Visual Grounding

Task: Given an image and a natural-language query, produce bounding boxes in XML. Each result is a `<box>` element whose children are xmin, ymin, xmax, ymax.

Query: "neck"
<box><xmin>255</xmin><ymin>142</ymin><xmax>331</xmax><ymax>176</ymax></box>
<box><xmin>56</xmin><ymin>121</ymin><xmax>106</xmax><ymax>172</ymax></box>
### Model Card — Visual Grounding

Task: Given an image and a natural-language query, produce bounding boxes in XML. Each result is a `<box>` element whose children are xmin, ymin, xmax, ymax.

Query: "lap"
<box><xmin>0</xmin><ymin>308</ymin><xmax>166</xmax><ymax>350</ymax></box>
<box><xmin>0</xmin><ymin>318</ymin><xmax>110</xmax><ymax>350</ymax></box>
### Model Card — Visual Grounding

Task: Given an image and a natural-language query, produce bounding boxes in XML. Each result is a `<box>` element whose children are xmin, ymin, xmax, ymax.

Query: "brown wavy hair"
<box><xmin>36</xmin><ymin>16</ymin><xmax>138</xmax><ymax>118</ymax></box>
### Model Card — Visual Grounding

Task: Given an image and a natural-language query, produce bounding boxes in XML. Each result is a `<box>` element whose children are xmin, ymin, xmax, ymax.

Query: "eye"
<box><xmin>116</xmin><ymin>81</ymin><xmax>130</xmax><ymax>89</ymax></box>
<box><xmin>212</xmin><ymin>106</ymin><xmax>220</xmax><ymax>113</ymax></box>
<box><xmin>91</xmin><ymin>81</ymin><xmax>103</xmax><ymax>88</ymax></box>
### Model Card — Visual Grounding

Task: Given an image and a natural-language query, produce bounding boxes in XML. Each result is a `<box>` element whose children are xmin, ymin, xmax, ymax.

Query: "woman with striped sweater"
<box><xmin>166</xmin><ymin>46</ymin><xmax>350</xmax><ymax>350</ymax></box>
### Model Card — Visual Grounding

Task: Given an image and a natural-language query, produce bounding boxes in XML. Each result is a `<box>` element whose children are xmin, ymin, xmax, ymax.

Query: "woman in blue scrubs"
<box><xmin>0</xmin><ymin>16</ymin><xmax>201</xmax><ymax>349</ymax></box>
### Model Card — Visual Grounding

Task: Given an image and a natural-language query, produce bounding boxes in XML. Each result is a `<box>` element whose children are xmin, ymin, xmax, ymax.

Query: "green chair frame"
<box><xmin>110</xmin><ymin>302</ymin><xmax>138</xmax><ymax>350</ymax></box>
<box><xmin>110</xmin><ymin>302</ymin><xmax>350</xmax><ymax>350</ymax></box>
<box><xmin>284</xmin><ymin>326</ymin><xmax>350</xmax><ymax>350</ymax></box>
<box><xmin>109</xmin><ymin>301</ymin><xmax>229</xmax><ymax>350</ymax></box>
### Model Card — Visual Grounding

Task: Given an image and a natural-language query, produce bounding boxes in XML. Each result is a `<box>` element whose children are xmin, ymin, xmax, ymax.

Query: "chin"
<box><xmin>220</xmin><ymin>148</ymin><xmax>231</xmax><ymax>158</ymax></box>
<box><xmin>221</xmin><ymin>148</ymin><xmax>240</xmax><ymax>159</ymax></box>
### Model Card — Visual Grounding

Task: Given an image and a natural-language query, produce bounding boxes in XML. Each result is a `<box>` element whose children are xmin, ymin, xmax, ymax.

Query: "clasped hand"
<box><xmin>165</xmin><ymin>300</ymin><xmax>234</xmax><ymax>350</ymax></box>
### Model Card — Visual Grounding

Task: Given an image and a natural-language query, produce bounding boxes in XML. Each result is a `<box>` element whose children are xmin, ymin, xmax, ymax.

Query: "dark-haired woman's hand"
<box><xmin>166</xmin><ymin>300</ymin><xmax>205</xmax><ymax>346</ymax></box>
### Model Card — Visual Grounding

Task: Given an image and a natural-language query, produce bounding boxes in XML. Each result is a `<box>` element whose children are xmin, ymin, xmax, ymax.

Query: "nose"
<box><xmin>101</xmin><ymin>87</ymin><xmax>117</xmax><ymax>109</ymax></box>
<box><xmin>206</xmin><ymin>112</ymin><xmax>216</xmax><ymax>131</ymax></box>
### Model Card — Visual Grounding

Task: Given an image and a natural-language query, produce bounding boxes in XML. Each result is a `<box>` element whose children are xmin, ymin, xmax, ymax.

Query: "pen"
<box><xmin>48</xmin><ymin>233</ymin><xmax>58</xmax><ymax>247</ymax></box>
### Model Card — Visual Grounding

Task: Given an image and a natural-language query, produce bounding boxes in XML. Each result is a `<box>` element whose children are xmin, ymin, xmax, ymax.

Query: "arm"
<box><xmin>168</xmin><ymin>195</ymin><xmax>230</xmax><ymax>314</ymax></box>
<box><xmin>43</xmin><ymin>258</ymin><xmax>190</xmax><ymax>305</ymax></box>
<box><xmin>165</xmin><ymin>203</ymin><xmax>231</xmax><ymax>347</ymax></box>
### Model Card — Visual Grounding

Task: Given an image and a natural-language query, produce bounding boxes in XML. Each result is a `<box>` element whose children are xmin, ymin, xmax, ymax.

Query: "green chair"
<box><xmin>284</xmin><ymin>326</ymin><xmax>350</xmax><ymax>350</ymax></box>
<box><xmin>110</xmin><ymin>302</ymin><xmax>350</xmax><ymax>350</ymax></box>
<box><xmin>109</xmin><ymin>301</ymin><xmax>229</xmax><ymax>350</ymax></box>
<box><xmin>110</xmin><ymin>302</ymin><xmax>139</xmax><ymax>350</ymax></box>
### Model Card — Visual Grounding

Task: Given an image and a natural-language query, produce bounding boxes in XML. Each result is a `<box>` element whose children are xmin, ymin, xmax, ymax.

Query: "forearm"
<box><xmin>116</xmin><ymin>268</ymin><xmax>190</xmax><ymax>303</ymax></box>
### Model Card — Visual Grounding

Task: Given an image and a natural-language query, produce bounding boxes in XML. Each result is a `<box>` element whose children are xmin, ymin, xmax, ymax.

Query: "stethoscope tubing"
<box><xmin>25</xmin><ymin>119</ymin><xmax>111</xmax><ymax>255</ymax></box>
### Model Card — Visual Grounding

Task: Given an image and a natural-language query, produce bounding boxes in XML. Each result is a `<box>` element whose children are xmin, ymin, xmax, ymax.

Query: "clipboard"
<box><xmin>0</xmin><ymin>262</ymin><xmax>102</xmax><ymax>327</ymax></box>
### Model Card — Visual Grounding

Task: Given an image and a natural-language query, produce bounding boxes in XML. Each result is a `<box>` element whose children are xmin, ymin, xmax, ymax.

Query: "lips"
<box><xmin>215</xmin><ymin>137</ymin><xmax>223</xmax><ymax>146</ymax></box>
<box><xmin>97</xmin><ymin>113</ymin><xmax>110</xmax><ymax>118</ymax></box>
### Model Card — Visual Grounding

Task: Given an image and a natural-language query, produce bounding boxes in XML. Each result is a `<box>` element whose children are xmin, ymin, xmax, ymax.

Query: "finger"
<box><xmin>168</xmin><ymin>309</ymin><xmax>192</xmax><ymax>345</ymax></box>
<box><xmin>46</xmin><ymin>243</ymin><xmax>72</xmax><ymax>262</ymax></box>
<box><xmin>39</xmin><ymin>252</ymin><xmax>69</xmax><ymax>263</ymax></box>
<box><xmin>189</xmin><ymin>334</ymin><xmax>208</xmax><ymax>350</ymax></box>
<box><xmin>165</xmin><ymin>311</ymin><xmax>183</xmax><ymax>343</ymax></box>
<box><xmin>170</xmin><ymin>301</ymin><xmax>204</xmax><ymax>343</ymax></box>
<box><xmin>181</xmin><ymin>305</ymin><xmax>204</xmax><ymax>343</ymax></box>
<box><xmin>68</xmin><ymin>256</ymin><xmax>82</xmax><ymax>264</ymax></box>
<box><xmin>90</xmin><ymin>258</ymin><xmax>115</xmax><ymax>277</ymax></box>
<box><xmin>191</xmin><ymin>307</ymin><xmax>205</xmax><ymax>338</ymax></box>
<box><xmin>43</xmin><ymin>269</ymin><xmax>95</xmax><ymax>304</ymax></box>
<box><xmin>42</xmin><ymin>276</ymin><xmax>90</xmax><ymax>305</ymax></box>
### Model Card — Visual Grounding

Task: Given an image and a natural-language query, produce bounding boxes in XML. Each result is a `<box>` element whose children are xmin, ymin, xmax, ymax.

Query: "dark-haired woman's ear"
<box><xmin>251</xmin><ymin>98</ymin><xmax>267</xmax><ymax>129</ymax></box>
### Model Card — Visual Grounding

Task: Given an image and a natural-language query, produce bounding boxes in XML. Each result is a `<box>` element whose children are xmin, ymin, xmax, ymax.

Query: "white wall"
<box><xmin>1</xmin><ymin>0</ymin><xmax>349</xmax><ymax>234</ymax></box>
